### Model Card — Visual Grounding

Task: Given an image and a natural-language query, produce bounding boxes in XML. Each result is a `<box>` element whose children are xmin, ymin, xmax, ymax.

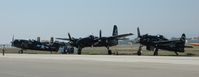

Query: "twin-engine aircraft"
<box><xmin>56</xmin><ymin>25</ymin><xmax>133</xmax><ymax>55</ymax></box>
<box><xmin>11</xmin><ymin>25</ymin><xmax>188</xmax><ymax>56</ymax></box>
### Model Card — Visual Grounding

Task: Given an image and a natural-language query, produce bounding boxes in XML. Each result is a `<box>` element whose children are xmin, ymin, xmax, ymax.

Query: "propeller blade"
<box><xmin>68</xmin><ymin>33</ymin><xmax>72</xmax><ymax>41</ymax></box>
<box><xmin>11</xmin><ymin>35</ymin><xmax>15</xmax><ymax>46</ymax></box>
<box><xmin>12</xmin><ymin>35</ymin><xmax>14</xmax><ymax>42</ymax></box>
<box><xmin>99</xmin><ymin>30</ymin><xmax>102</xmax><ymax>38</ymax></box>
<box><xmin>137</xmin><ymin>27</ymin><xmax>141</xmax><ymax>38</ymax></box>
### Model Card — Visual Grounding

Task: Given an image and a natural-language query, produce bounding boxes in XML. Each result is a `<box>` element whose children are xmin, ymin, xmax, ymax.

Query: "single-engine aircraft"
<box><xmin>136</xmin><ymin>27</ymin><xmax>186</xmax><ymax>56</ymax></box>
<box><xmin>11</xmin><ymin>37</ymin><xmax>72</xmax><ymax>54</ymax></box>
<box><xmin>56</xmin><ymin>25</ymin><xmax>133</xmax><ymax>55</ymax></box>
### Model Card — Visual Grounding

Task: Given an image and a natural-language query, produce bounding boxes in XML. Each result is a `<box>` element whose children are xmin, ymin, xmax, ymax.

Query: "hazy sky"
<box><xmin>0</xmin><ymin>0</ymin><xmax>199</xmax><ymax>44</ymax></box>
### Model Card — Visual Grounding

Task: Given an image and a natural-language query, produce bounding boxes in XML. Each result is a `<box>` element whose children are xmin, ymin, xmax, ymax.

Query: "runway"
<box><xmin>0</xmin><ymin>54</ymin><xmax>199</xmax><ymax>77</ymax></box>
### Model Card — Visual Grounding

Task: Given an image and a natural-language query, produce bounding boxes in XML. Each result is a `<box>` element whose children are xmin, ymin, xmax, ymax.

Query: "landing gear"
<box><xmin>108</xmin><ymin>50</ymin><xmax>112</xmax><ymax>55</ymax></box>
<box><xmin>77</xmin><ymin>46</ymin><xmax>82</xmax><ymax>55</ymax></box>
<box><xmin>137</xmin><ymin>45</ymin><xmax>142</xmax><ymax>56</ymax></box>
<box><xmin>175</xmin><ymin>51</ymin><xmax>179</xmax><ymax>56</ymax></box>
<box><xmin>18</xmin><ymin>49</ymin><xmax>24</xmax><ymax>54</ymax></box>
<box><xmin>68</xmin><ymin>47</ymin><xmax>74</xmax><ymax>54</ymax></box>
<box><xmin>154</xmin><ymin>48</ymin><xmax>158</xmax><ymax>56</ymax></box>
<box><xmin>77</xmin><ymin>49</ymin><xmax>81</xmax><ymax>55</ymax></box>
<box><xmin>153</xmin><ymin>44</ymin><xmax>159</xmax><ymax>56</ymax></box>
<box><xmin>49</xmin><ymin>46</ymin><xmax>53</xmax><ymax>54</ymax></box>
<box><xmin>106</xmin><ymin>46</ymin><xmax>112</xmax><ymax>55</ymax></box>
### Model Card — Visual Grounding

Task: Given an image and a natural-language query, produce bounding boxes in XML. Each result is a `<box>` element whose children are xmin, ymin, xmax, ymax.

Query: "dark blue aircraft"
<box><xmin>137</xmin><ymin>27</ymin><xmax>186</xmax><ymax>56</ymax></box>
<box><xmin>11</xmin><ymin>37</ymin><xmax>72</xmax><ymax>54</ymax></box>
<box><xmin>56</xmin><ymin>25</ymin><xmax>133</xmax><ymax>55</ymax></box>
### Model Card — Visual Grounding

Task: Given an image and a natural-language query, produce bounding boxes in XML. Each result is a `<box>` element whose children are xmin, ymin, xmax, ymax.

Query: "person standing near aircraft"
<box><xmin>2</xmin><ymin>44</ymin><xmax>6</xmax><ymax>56</ymax></box>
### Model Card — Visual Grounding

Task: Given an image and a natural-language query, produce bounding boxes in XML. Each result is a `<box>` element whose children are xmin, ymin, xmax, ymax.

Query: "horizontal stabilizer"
<box><xmin>108</xmin><ymin>33</ymin><xmax>133</xmax><ymax>40</ymax></box>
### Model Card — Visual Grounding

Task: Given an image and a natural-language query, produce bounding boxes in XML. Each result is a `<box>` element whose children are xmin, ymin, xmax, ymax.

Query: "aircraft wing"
<box><xmin>153</xmin><ymin>40</ymin><xmax>170</xmax><ymax>44</ymax></box>
<box><xmin>56</xmin><ymin>38</ymin><xmax>70</xmax><ymax>40</ymax></box>
<box><xmin>185</xmin><ymin>45</ymin><xmax>193</xmax><ymax>48</ymax></box>
<box><xmin>107</xmin><ymin>33</ymin><xmax>133</xmax><ymax>40</ymax></box>
<box><xmin>153</xmin><ymin>40</ymin><xmax>192</xmax><ymax>48</ymax></box>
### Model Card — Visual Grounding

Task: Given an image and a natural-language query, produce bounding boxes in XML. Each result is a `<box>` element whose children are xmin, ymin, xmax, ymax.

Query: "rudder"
<box><xmin>180</xmin><ymin>33</ymin><xmax>186</xmax><ymax>44</ymax></box>
<box><xmin>112</xmin><ymin>25</ymin><xmax>118</xmax><ymax>36</ymax></box>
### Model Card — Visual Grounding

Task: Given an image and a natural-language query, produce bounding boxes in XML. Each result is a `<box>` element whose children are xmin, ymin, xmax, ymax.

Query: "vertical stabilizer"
<box><xmin>180</xmin><ymin>33</ymin><xmax>186</xmax><ymax>44</ymax></box>
<box><xmin>112</xmin><ymin>25</ymin><xmax>118</xmax><ymax>36</ymax></box>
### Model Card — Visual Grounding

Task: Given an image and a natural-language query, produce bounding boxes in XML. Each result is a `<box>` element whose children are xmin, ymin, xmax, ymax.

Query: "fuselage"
<box><xmin>140</xmin><ymin>34</ymin><xmax>185</xmax><ymax>52</ymax></box>
<box><xmin>12</xmin><ymin>39</ymin><xmax>66</xmax><ymax>51</ymax></box>
<box><xmin>71</xmin><ymin>35</ymin><xmax>118</xmax><ymax>48</ymax></box>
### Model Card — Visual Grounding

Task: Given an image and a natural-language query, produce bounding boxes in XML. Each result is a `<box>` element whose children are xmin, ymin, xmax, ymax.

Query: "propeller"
<box><xmin>99</xmin><ymin>30</ymin><xmax>102</xmax><ymax>38</ymax></box>
<box><xmin>94</xmin><ymin>30</ymin><xmax>102</xmax><ymax>46</ymax></box>
<box><xmin>67</xmin><ymin>33</ymin><xmax>76</xmax><ymax>45</ymax></box>
<box><xmin>137</xmin><ymin>27</ymin><xmax>141</xmax><ymax>38</ymax></box>
<box><xmin>12</xmin><ymin>35</ymin><xmax>15</xmax><ymax>42</ymax></box>
<box><xmin>68</xmin><ymin>33</ymin><xmax>72</xmax><ymax>41</ymax></box>
<box><xmin>135</xmin><ymin>27</ymin><xmax>142</xmax><ymax>43</ymax></box>
<box><xmin>136</xmin><ymin>27</ymin><xmax>143</xmax><ymax>56</ymax></box>
<box><xmin>11</xmin><ymin>35</ymin><xmax>15</xmax><ymax>46</ymax></box>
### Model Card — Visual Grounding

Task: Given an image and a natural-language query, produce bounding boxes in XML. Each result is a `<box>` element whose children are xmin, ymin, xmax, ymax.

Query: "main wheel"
<box><xmin>175</xmin><ymin>51</ymin><xmax>179</xmax><ymax>56</ymax></box>
<box><xmin>154</xmin><ymin>45</ymin><xmax>159</xmax><ymax>56</ymax></box>
<box><xmin>21</xmin><ymin>50</ymin><xmax>24</xmax><ymax>54</ymax></box>
<box><xmin>137</xmin><ymin>50</ymin><xmax>142</xmax><ymax>56</ymax></box>
<box><xmin>77</xmin><ymin>49</ymin><xmax>81</xmax><ymax>55</ymax></box>
<box><xmin>18</xmin><ymin>50</ymin><xmax>21</xmax><ymax>54</ymax></box>
<box><xmin>154</xmin><ymin>50</ymin><xmax>158</xmax><ymax>56</ymax></box>
<box><xmin>108</xmin><ymin>50</ymin><xmax>112</xmax><ymax>55</ymax></box>
<box><xmin>18</xmin><ymin>50</ymin><xmax>23</xmax><ymax>54</ymax></box>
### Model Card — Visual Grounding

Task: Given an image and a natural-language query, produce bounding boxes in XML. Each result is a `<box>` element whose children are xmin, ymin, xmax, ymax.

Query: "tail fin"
<box><xmin>178</xmin><ymin>33</ymin><xmax>186</xmax><ymax>52</ymax></box>
<box><xmin>180</xmin><ymin>33</ymin><xmax>186</xmax><ymax>43</ymax></box>
<box><xmin>137</xmin><ymin>27</ymin><xmax>141</xmax><ymax>38</ymax></box>
<box><xmin>112</xmin><ymin>25</ymin><xmax>118</xmax><ymax>36</ymax></box>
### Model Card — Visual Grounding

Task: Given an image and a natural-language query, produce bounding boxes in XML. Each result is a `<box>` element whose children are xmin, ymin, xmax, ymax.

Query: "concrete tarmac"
<box><xmin>0</xmin><ymin>54</ymin><xmax>199</xmax><ymax>77</ymax></box>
